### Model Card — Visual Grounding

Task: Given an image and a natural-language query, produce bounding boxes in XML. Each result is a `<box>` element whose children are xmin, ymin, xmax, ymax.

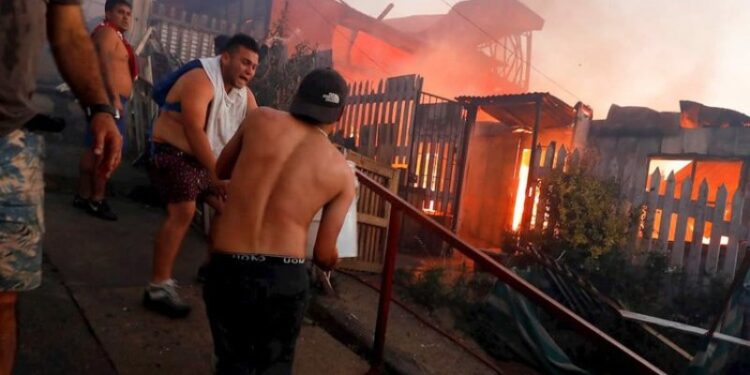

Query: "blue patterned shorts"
<box><xmin>0</xmin><ymin>130</ymin><xmax>44</xmax><ymax>292</ymax></box>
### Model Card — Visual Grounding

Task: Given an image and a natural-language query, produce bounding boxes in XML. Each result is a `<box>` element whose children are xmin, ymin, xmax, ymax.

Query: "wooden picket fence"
<box><xmin>336</xmin><ymin>75</ymin><xmax>423</xmax><ymax>167</ymax></box>
<box><xmin>527</xmin><ymin>142</ymin><xmax>583</xmax><ymax>231</ymax></box>
<box><xmin>336</xmin><ymin>75</ymin><xmax>467</xmax><ymax>229</ymax></box>
<box><xmin>527</xmin><ymin>143</ymin><xmax>749</xmax><ymax>278</ymax></box>
<box><xmin>637</xmin><ymin>168</ymin><xmax>748</xmax><ymax>278</ymax></box>
<box><xmin>339</xmin><ymin>151</ymin><xmax>400</xmax><ymax>273</ymax></box>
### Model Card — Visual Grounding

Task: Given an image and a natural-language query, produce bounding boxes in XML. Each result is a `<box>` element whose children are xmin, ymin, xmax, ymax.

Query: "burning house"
<box><xmin>454</xmin><ymin>93</ymin><xmax>591</xmax><ymax>248</ymax></box>
<box><xmin>442</xmin><ymin>93</ymin><xmax>750</xmax><ymax>273</ymax></box>
<box><xmin>154</xmin><ymin>0</ymin><xmax>542</xmax><ymax>96</ymax></box>
<box><xmin>584</xmin><ymin>102</ymin><xmax>750</xmax><ymax>275</ymax></box>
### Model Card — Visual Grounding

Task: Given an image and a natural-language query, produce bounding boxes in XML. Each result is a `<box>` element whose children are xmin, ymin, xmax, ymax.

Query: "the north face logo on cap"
<box><xmin>322</xmin><ymin>92</ymin><xmax>340</xmax><ymax>104</ymax></box>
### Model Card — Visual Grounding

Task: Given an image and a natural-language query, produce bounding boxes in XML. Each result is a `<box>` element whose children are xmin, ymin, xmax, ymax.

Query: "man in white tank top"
<box><xmin>145</xmin><ymin>34</ymin><xmax>259</xmax><ymax>318</ymax></box>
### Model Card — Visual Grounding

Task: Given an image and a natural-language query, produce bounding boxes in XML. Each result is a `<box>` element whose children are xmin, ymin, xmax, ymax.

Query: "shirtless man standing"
<box><xmin>144</xmin><ymin>34</ymin><xmax>259</xmax><ymax>318</ymax></box>
<box><xmin>74</xmin><ymin>0</ymin><xmax>136</xmax><ymax>221</ymax></box>
<box><xmin>204</xmin><ymin>68</ymin><xmax>355</xmax><ymax>374</ymax></box>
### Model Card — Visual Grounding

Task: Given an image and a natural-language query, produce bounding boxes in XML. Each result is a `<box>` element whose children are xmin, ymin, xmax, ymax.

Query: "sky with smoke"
<box><xmin>349</xmin><ymin>0</ymin><xmax>750</xmax><ymax>119</ymax></box>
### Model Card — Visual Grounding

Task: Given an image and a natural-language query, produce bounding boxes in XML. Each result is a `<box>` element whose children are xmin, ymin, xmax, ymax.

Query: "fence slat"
<box><xmin>535</xmin><ymin>143</ymin><xmax>556</xmax><ymax>229</ymax></box>
<box><xmin>658</xmin><ymin>172</ymin><xmax>676</xmax><ymax>252</ymax></box>
<box><xmin>706</xmin><ymin>185</ymin><xmax>728</xmax><ymax>274</ymax></box>
<box><xmin>608</xmin><ymin>158</ymin><xmax>619</xmax><ymax>182</ymax></box>
<box><xmin>671</xmin><ymin>178</ymin><xmax>693</xmax><ymax>268</ymax></box>
<box><xmin>569</xmin><ymin>149</ymin><xmax>581</xmax><ymax>172</ymax></box>
<box><xmin>723</xmin><ymin>190</ymin><xmax>746</xmax><ymax>277</ymax></box>
<box><xmin>644</xmin><ymin>168</ymin><xmax>661</xmax><ymax>250</ymax></box>
<box><xmin>555</xmin><ymin>145</ymin><xmax>568</xmax><ymax>173</ymax></box>
<box><xmin>687</xmin><ymin>180</ymin><xmax>709</xmax><ymax>277</ymax></box>
<box><xmin>533</xmin><ymin>143</ymin><xmax>543</xmax><ymax>169</ymax></box>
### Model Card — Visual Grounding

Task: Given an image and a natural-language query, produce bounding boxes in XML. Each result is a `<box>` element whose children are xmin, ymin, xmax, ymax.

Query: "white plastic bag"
<box><xmin>306</xmin><ymin>161</ymin><xmax>359</xmax><ymax>259</ymax></box>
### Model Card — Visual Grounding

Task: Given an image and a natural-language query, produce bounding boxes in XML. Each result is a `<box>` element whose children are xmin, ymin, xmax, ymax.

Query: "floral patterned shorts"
<box><xmin>0</xmin><ymin>129</ymin><xmax>44</xmax><ymax>292</ymax></box>
<box><xmin>149</xmin><ymin>143</ymin><xmax>215</xmax><ymax>203</ymax></box>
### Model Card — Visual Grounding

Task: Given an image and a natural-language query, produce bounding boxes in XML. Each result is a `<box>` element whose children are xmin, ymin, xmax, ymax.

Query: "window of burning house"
<box><xmin>646</xmin><ymin>157</ymin><xmax>742</xmax><ymax>244</ymax></box>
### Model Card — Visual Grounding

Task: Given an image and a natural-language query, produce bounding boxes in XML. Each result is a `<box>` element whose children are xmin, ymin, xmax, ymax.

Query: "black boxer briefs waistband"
<box><xmin>211</xmin><ymin>251</ymin><xmax>306</xmax><ymax>266</ymax></box>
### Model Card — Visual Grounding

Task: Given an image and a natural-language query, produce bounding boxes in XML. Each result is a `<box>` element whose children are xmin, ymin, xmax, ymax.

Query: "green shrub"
<box><xmin>538</xmin><ymin>162</ymin><xmax>629</xmax><ymax>263</ymax></box>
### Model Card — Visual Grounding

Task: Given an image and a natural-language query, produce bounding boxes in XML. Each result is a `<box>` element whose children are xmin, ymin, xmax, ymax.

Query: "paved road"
<box><xmin>15</xmin><ymin>192</ymin><xmax>369</xmax><ymax>375</ymax></box>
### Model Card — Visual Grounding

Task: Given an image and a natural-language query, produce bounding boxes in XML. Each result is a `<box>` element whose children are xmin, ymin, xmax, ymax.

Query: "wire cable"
<box><xmin>437</xmin><ymin>0</ymin><xmax>581</xmax><ymax>101</ymax></box>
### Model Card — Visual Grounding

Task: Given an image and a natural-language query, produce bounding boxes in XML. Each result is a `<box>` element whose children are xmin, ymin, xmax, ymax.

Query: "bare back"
<box><xmin>212</xmin><ymin>107</ymin><xmax>355</xmax><ymax>266</ymax></box>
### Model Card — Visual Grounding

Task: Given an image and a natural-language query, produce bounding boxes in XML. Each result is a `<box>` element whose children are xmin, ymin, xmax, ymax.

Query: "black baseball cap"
<box><xmin>290</xmin><ymin>68</ymin><xmax>348</xmax><ymax>124</ymax></box>
<box><xmin>105</xmin><ymin>0</ymin><xmax>132</xmax><ymax>11</ymax></box>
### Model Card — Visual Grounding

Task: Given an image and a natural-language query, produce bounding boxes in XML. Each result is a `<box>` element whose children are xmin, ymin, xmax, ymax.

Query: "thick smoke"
<box><xmin>352</xmin><ymin>0</ymin><xmax>750</xmax><ymax>118</ymax></box>
<box><xmin>503</xmin><ymin>0</ymin><xmax>749</xmax><ymax>117</ymax></box>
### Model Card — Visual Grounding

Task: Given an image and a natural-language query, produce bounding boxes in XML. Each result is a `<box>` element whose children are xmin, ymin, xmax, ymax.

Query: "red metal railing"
<box><xmin>356</xmin><ymin>170</ymin><xmax>667</xmax><ymax>375</ymax></box>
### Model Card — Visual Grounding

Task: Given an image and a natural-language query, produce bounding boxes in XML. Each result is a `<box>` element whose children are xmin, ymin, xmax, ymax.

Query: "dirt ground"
<box><xmin>315</xmin><ymin>270</ymin><xmax>539</xmax><ymax>375</ymax></box>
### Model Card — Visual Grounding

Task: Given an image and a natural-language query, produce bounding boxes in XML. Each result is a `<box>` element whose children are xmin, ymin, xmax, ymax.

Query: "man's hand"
<box><xmin>112</xmin><ymin>95</ymin><xmax>124</xmax><ymax>113</ymax></box>
<box><xmin>211</xmin><ymin>177</ymin><xmax>229</xmax><ymax>200</ymax></box>
<box><xmin>90</xmin><ymin>113</ymin><xmax>122</xmax><ymax>178</ymax></box>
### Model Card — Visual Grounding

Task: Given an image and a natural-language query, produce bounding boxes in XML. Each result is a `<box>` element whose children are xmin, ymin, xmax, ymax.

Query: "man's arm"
<box><xmin>216</xmin><ymin>119</ymin><xmax>246</xmax><ymax>180</ymax></box>
<box><xmin>46</xmin><ymin>3</ymin><xmax>122</xmax><ymax>177</ymax></box>
<box><xmin>214</xmin><ymin>91</ymin><xmax>256</xmax><ymax>179</ymax></box>
<box><xmin>313</xmin><ymin>170</ymin><xmax>356</xmax><ymax>270</ymax></box>
<box><xmin>246</xmin><ymin>90</ymin><xmax>258</xmax><ymax>111</ymax></box>
<box><xmin>92</xmin><ymin>28</ymin><xmax>123</xmax><ymax>110</ymax></box>
<box><xmin>180</xmin><ymin>71</ymin><xmax>218</xmax><ymax>177</ymax></box>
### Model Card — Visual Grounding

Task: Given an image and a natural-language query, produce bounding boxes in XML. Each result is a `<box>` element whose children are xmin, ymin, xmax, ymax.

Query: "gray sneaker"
<box><xmin>142</xmin><ymin>279</ymin><xmax>191</xmax><ymax>318</ymax></box>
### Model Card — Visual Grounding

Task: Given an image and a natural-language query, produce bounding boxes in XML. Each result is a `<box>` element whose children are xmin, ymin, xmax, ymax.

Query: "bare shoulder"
<box><xmin>246</xmin><ymin>89</ymin><xmax>258</xmax><ymax>109</ymax></box>
<box><xmin>241</xmin><ymin>107</ymin><xmax>287</xmax><ymax>134</ymax></box>
<box><xmin>178</xmin><ymin>69</ymin><xmax>213</xmax><ymax>95</ymax></box>
<box><xmin>91</xmin><ymin>26</ymin><xmax>119</xmax><ymax>46</ymax></box>
<box><xmin>329</xmin><ymin>149</ymin><xmax>356</xmax><ymax>187</ymax></box>
<box><xmin>246</xmin><ymin>106</ymin><xmax>285</xmax><ymax>122</ymax></box>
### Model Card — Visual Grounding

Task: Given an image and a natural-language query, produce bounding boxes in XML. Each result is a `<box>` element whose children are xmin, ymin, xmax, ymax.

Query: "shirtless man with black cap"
<box><xmin>204</xmin><ymin>68</ymin><xmax>355</xmax><ymax>374</ymax></box>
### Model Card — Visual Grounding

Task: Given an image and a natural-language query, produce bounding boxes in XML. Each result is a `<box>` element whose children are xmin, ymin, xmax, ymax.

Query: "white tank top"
<box><xmin>199</xmin><ymin>56</ymin><xmax>248</xmax><ymax>157</ymax></box>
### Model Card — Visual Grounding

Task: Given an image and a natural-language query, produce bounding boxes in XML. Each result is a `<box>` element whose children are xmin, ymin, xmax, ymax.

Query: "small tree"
<box><xmin>252</xmin><ymin>2</ymin><xmax>319</xmax><ymax>109</ymax></box>
<box><xmin>537</xmin><ymin>156</ymin><xmax>629</xmax><ymax>265</ymax></box>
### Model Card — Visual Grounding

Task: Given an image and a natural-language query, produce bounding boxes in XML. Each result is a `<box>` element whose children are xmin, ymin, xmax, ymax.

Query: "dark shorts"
<box><xmin>0</xmin><ymin>130</ymin><xmax>44</xmax><ymax>292</ymax></box>
<box><xmin>149</xmin><ymin>143</ymin><xmax>213</xmax><ymax>203</ymax></box>
<box><xmin>203</xmin><ymin>252</ymin><xmax>309</xmax><ymax>375</ymax></box>
<box><xmin>85</xmin><ymin>95</ymin><xmax>128</xmax><ymax>151</ymax></box>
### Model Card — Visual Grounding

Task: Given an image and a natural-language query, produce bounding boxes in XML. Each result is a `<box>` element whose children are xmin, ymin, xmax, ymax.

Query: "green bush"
<box><xmin>538</xmin><ymin>161</ymin><xmax>629</xmax><ymax>263</ymax></box>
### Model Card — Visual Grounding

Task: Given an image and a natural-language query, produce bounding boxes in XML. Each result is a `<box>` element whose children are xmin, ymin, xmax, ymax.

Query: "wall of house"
<box><xmin>587</xmin><ymin>111</ymin><xmax>750</xmax><ymax>204</ymax></box>
<box><xmin>456</xmin><ymin>122</ymin><xmax>522</xmax><ymax>248</ymax></box>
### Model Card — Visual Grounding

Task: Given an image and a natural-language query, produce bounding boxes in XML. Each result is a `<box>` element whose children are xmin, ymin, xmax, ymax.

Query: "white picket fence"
<box><xmin>528</xmin><ymin>143</ymin><xmax>749</xmax><ymax>278</ymax></box>
<box><xmin>526</xmin><ymin>142</ymin><xmax>583</xmax><ymax>232</ymax></box>
<box><xmin>637</xmin><ymin>168</ymin><xmax>748</xmax><ymax>278</ymax></box>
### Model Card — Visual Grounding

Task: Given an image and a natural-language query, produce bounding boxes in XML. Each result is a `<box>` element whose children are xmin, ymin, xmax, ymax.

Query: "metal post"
<box><xmin>371</xmin><ymin>209</ymin><xmax>403</xmax><ymax>371</ymax></box>
<box><xmin>521</xmin><ymin>97</ymin><xmax>543</xmax><ymax>233</ymax></box>
<box><xmin>450</xmin><ymin>104</ymin><xmax>478</xmax><ymax>232</ymax></box>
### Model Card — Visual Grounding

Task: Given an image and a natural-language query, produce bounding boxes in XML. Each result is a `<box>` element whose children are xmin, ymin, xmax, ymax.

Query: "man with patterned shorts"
<box><xmin>1</xmin><ymin>1</ymin><xmax>122</xmax><ymax>373</ymax></box>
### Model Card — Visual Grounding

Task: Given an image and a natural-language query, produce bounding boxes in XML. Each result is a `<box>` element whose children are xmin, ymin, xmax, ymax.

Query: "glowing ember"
<box><xmin>702</xmin><ymin>236</ymin><xmax>730</xmax><ymax>245</ymax></box>
<box><xmin>422</xmin><ymin>200</ymin><xmax>437</xmax><ymax>214</ymax></box>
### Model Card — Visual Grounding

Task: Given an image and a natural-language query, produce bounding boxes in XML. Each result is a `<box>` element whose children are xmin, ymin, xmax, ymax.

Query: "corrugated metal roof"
<box><xmin>457</xmin><ymin>92</ymin><xmax>576</xmax><ymax>129</ymax></box>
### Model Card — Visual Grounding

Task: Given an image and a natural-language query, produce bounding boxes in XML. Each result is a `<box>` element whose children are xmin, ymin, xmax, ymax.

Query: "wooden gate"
<box><xmin>339</xmin><ymin>151</ymin><xmax>400</xmax><ymax>273</ymax></box>
<box><xmin>403</xmin><ymin>93</ymin><xmax>468</xmax><ymax>229</ymax></box>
